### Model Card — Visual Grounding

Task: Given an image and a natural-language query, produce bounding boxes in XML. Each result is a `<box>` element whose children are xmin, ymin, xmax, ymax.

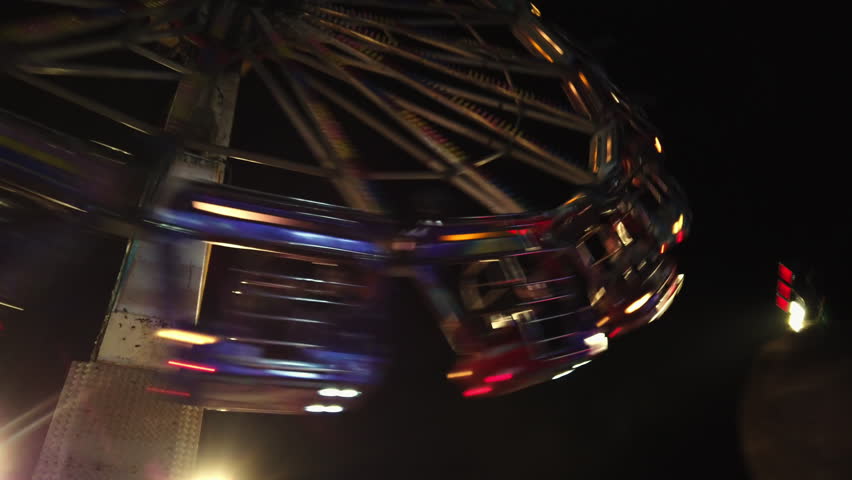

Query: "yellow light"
<box><xmin>788</xmin><ymin>301</ymin><xmax>806</xmax><ymax>333</ymax></box>
<box><xmin>192</xmin><ymin>201</ymin><xmax>300</xmax><ymax>227</ymax></box>
<box><xmin>579</xmin><ymin>72</ymin><xmax>590</xmax><ymax>88</ymax></box>
<box><xmin>0</xmin><ymin>301</ymin><xmax>24</xmax><ymax>311</ymax></box>
<box><xmin>611</xmin><ymin>92</ymin><xmax>621</xmax><ymax>103</ymax></box>
<box><xmin>535</xmin><ymin>27</ymin><xmax>564</xmax><ymax>55</ymax></box>
<box><xmin>615</xmin><ymin>221</ymin><xmax>633</xmax><ymax>246</ymax></box>
<box><xmin>654</xmin><ymin>137</ymin><xmax>663</xmax><ymax>153</ymax></box>
<box><xmin>672</xmin><ymin>214</ymin><xmax>684</xmax><ymax>234</ymax></box>
<box><xmin>156</xmin><ymin>329</ymin><xmax>219</xmax><ymax>345</ymax></box>
<box><xmin>530</xmin><ymin>3</ymin><xmax>541</xmax><ymax>16</ymax></box>
<box><xmin>439</xmin><ymin>231</ymin><xmax>509</xmax><ymax>241</ymax></box>
<box><xmin>447</xmin><ymin>370</ymin><xmax>474</xmax><ymax>379</ymax></box>
<box><xmin>624</xmin><ymin>293</ymin><xmax>652</xmax><ymax>314</ymax></box>
<box><xmin>596</xmin><ymin>316</ymin><xmax>610</xmax><ymax>327</ymax></box>
<box><xmin>525</xmin><ymin>36</ymin><xmax>554</xmax><ymax>63</ymax></box>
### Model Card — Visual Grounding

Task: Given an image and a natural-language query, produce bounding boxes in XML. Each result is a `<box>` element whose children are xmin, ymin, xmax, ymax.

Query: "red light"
<box><xmin>463</xmin><ymin>386</ymin><xmax>493</xmax><ymax>397</ymax></box>
<box><xmin>509</xmin><ymin>229</ymin><xmax>531</xmax><ymax>236</ymax></box>
<box><xmin>778</xmin><ymin>263</ymin><xmax>794</xmax><ymax>284</ymax></box>
<box><xmin>775</xmin><ymin>295</ymin><xmax>790</xmax><ymax>312</ymax></box>
<box><xmin>776</xmin><ymin>280</ymin><xmax>791</xmax><ymax>300</ymax></box>
<box><xmin>660</xmin><ymin>243</ymin><xmax>667</xmax><ymax>254</ymax></box>
<box><xmin>167</xmin><ymin>360</ymin><xmax>216</xmax><ymax>373</ymax></box>
<box><xmin>676</xmin><ymin>231</ymin><xmax>684</xmax><ymax>243</ymax></box>
<box><xmin>484</xmin><ymin>373</ymin><xmax>513</xmax><ymax>383</ymax></box>
<box><xmin>146</xmin><ymin>386</ymin><xmax>191</xmax><ymax>397</ymax></box>
<box><xmin>610</xmin><ymin>326</ymin><xmax>624</xmax><ymax>337</ymax></box>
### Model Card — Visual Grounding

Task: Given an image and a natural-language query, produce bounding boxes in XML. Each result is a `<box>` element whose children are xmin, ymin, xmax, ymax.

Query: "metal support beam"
<box><xmin>32</xmin><ymin>7</ymin><xmax>241</xmax><ymax>474</ymax></box>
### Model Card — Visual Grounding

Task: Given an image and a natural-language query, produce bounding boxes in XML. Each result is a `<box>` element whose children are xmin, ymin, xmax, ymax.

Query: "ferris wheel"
<box><xmin>1</xmin><ymin>0</ymin><xmax>691</xmax><ymax>399</ymax></box>
<box><xmin>0</xmin><ymin>0</ymin><xmax>664</xmax><ymax>219</ymax></box>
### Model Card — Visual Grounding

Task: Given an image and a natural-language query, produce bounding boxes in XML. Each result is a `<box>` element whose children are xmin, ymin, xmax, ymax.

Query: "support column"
<box><xmin>31</xmin><ymin>68</ymin><xmax>239</xmax><ymax>480</ymax></box>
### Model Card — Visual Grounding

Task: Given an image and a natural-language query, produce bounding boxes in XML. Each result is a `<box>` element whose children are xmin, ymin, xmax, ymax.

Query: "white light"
<box><xmin>231</xmin><ymin>290</ymin><xmax>243</xmax><ymax>295</ymax></box>
<box><xmin>574</xmin><ymin>360</ymin><xmax>592</xmax><ymax>368</ymax></box>
<box><xmin>318</xmin><ymin>387</ymin><xmax>360</xmax><ymax>398</ymax></box>
<box><xmin>552</xmin><ymin>369</ymin><xmax>574</xmax><ymax>380</ymax></box>
<box><xmin>583</xmin><ymin>333</ymin><xmax>609</xmax><ymax>355</ymax></box>
<box><xmin>788</xmin><ymin>301</ymin><xmax>806</xmax><ymax>333</ymax></box>
<box><xmin>305</xmin><ymin>404</ymin><xmax>345</xmax><ymax>413</ymax></box>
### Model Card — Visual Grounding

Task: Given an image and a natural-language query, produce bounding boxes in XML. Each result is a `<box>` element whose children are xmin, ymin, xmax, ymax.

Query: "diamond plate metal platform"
<box><xmin>31</xmin><ymin>361</ymin><xmax>203</xmax><ymax>480</ymax></box>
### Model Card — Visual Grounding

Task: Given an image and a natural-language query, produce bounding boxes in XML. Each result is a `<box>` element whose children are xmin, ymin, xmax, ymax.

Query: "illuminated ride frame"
<box><xmin>0</xmin><ymin>1</ymin><xmax>690</xmax><ymax>478</ymax></box>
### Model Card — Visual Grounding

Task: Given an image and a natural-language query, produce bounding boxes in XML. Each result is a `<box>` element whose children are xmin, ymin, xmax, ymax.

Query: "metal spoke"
<box><xmin>8</xmin><ymin>71</ymin><xmax>160</xmax><ymax>135</ymax></box>
<box><xmin>17</xmin><ymin>63</ymin><xmax>182</xmax><ymax>80</ymax></box>
<box><xmin>127</xmin><ymin>44</ymin><xmax>197</xmax><ymax>75</ymax></box>
<box><xmin>184</xmin><ymin>141</ymin><xmax>330</xmax><ymax>177</ymax></box>
<box><xmin>288</xmin><ymin>40</ymin><xmax>523</xmax><ymax>212</ymax></box>
<box><xmin>19</xmin><ymin>28</ymin><xmax>196</xmax><ymax>64</ymax></box>
<box><xmin>25</xmin><ymin>0</ymin><xmax>116</xmax><ymax>7</ymax></box>
<box><xmin>391</xmin><ymin>95</ymin><xmax>594</xmax><ymax>184</ymax></box>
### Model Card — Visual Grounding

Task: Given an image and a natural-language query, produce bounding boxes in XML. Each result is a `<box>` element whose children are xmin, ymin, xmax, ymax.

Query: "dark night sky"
<box><xmin>0</xmin><ymin>2</ymin><xmax>839</xmax><ymax>479</ymax></box>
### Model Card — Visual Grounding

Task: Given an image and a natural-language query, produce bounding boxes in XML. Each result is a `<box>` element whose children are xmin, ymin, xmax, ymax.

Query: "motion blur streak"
<box><xmin>305</xmin><ymin>404</ymin><xmax>344</xmax><ymax>413</ymax></box>
<box><xmin>0</xmin><ymin>301</ymin><xmax>24</xmax><ymax>311</ymax></box>
<box><xmin>145</xmin><ymin>387</ymin><xmax>191</xmax><ymax>397</ymax></box>
<box><xmin>583</xmin><ymin>333</ymin><xmax>609</xmax><ymax>355</ymax></box>
<box><xmin>484</xmin><ymin>373</ymin><xmax>513</xmax><ymax>383</ymax></box>
<box><xmin>0</xmin><ymin>393</ymin><xmax>59</xmax><ymax>437</ymax></box>
<box><xmin>463</xmin><ymin>386</ymin><xmax>493</xmax><ymax>397</ymax></box>
<box><xmin>192</xmin><ymin>201</ymin><xmax>299</xmax><ymax>227</ymax></box>
<box><xmin>552</xmin><ymin>369</ymin><xmax>574</xmax><ymax>380</ymax></box>
<box><xmin>624</xmin><ymin>293</ymin><xmax>652</xmax><ymax>314</ymax></box>
<box><xmin>596</xmin><ymin>316</ymin><xmax>611</xmax><ymax>327</ymax></box>
<box><xmin>156</xmin><ymin>329</ymin><xmax>219</xmax><ymax>345</ymax></box>
<box><xmin>654</xmin><ymin>136</ymin><xmax>663</xmax><ymax>153</ymax></box>
<box><xmin>672</xmin><ymin>214</ymin><xmax>684</xmax><ymax>234</ymax></box>
<box><xmin>167</xmin><ymin>360</ymin><xmax>217</xmax><ymax>372</ymax></box>
<box><xmin>610</xmin><ymin>327</ymin><xmax>624</xmax><ymax>337</ymax></box>
<box><xmin>439</xmin><ymin>231</ymin><xmax>511</xmax><ymax>242</ymax></box>
<box><xmin>446</xmin><ymin>370</ymin><xmax>474</xmax><ymax>379</ymax></box>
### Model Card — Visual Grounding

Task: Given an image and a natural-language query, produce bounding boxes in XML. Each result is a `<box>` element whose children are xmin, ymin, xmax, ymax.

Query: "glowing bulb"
<box><xmin>447</xmin><ymin>370</ymin><xmax>474</xmax><ymax>379</ymax></box>
<box><xmin>654</xmin><ymin>137</ymin><xmax>663</xmax><ymax>153</ymax></box>
<box><xmin>584</xmin><ymin>333</ymin><xmax>609</xmax><ymax>355</ymax></box>
<box><xmin>318</xmin><ymin>388</ymin><xmax>339</xmax><ymax>397</ymax></box>
<box><xmin>615</xmin><ymin>221</ymin><xmax>633</xmax><ymax>245</ymax></box>
<box><xmin>788</xmin><ymin>301</ymin><xmax>806</xmax><ymax>333</ymax></box>
<box><xmin>530</xmin><ymin>3</ymin><xmax>541</xmax><ymax>16</ymax></box>
<box><xmin>672</xmin><ymin>214</ymin><xmax>684</xmax><ymax>235</ymax></box>
<box><xmin>337</xmin><ymin>389</ymin><xmax>360</xmax><ymax>398</ymax></box>
<box><xmin>624</xmin><ymin>293</ymin><xmax>652</xmax><ymax>314</ymax></box>
<box><xmin>156</xmin><ymin>329</ymin><xmax>219</xmax><ymax>345</ymax></box>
